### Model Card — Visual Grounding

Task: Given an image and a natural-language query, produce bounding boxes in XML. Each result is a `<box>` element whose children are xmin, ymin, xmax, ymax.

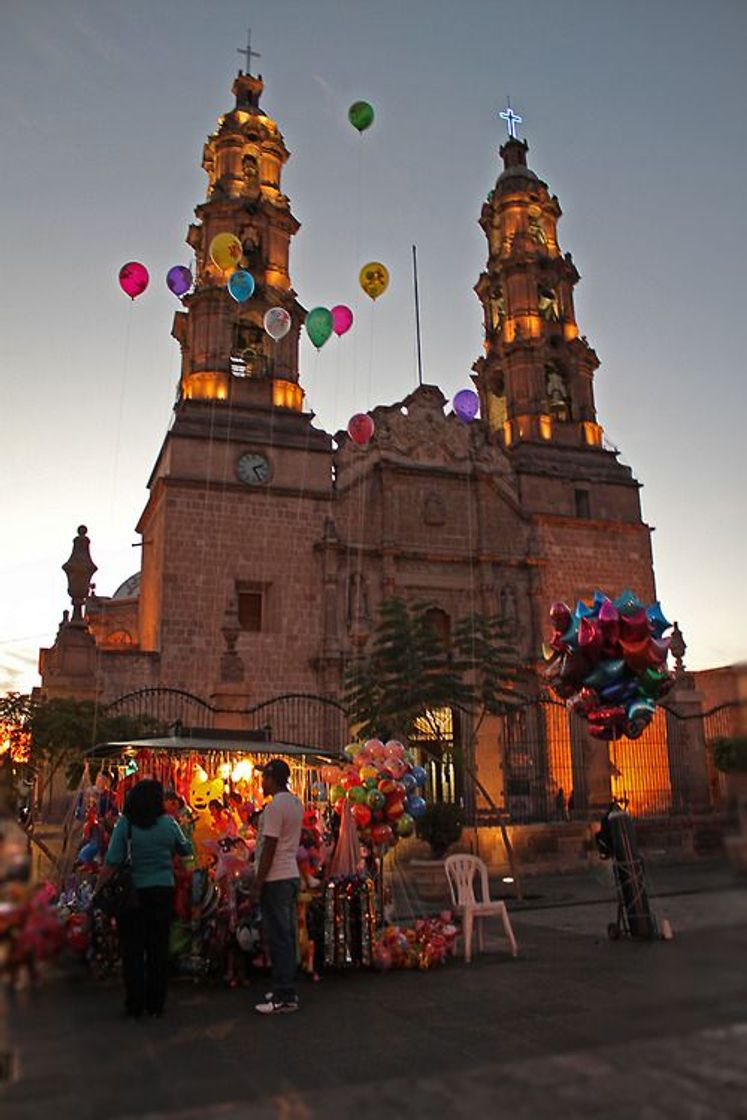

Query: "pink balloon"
<box><xmin>331</xmin><ymin>304</ymin><xmax>354</xmax><ymax>336</ymax></box>
<box><xmin>118</xmin><ymin>261</ymin><xmax>149</xmax><ymax>300</ymax></box>
<box><xmin>347</xmin><ymin>413</ymin><xmax>374</xmax><ymax>446</ymax></box>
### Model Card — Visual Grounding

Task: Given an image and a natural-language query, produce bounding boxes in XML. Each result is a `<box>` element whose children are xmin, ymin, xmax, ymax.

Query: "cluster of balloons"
<box><xmin>207</xmin><ymin>233</ymin><xmax>257</xmax><ymax>305</ymax></box>
<box><xmin>122</xmin><ymin>233</ymin><xmax>296</xmax><ymax>343</ymax></box>
<box><xmin>544</xmin><ymin>590</ymin><xmax>674</xmax><ymax>741</ymax></box>
<box><xmin>373</xmin><ymin>913</ymin><xmax>458</xmax><ymax>971</ymax></box>
<box><xmin>119</xmin><ymin>262</ymin><xmax>195</xmax><ymax>301</ymax></box>
<box><xmin>347</xmin><ymin>412</ymin><xmax>375</xmax><ymax>446</ymax></box>
<box><xmin>305</xmin><ymin>305</ymin><xmax>354</xmax><ymax>349</ymax></box>
<box><xmin>452</xmin><ymin>388</ymin><xmax>480</xmax><ymax>422</ymax></box>
<box><xmin>319</xmin><ymin>740</ymin><xmax>428</xmax><ymax>853</ymax></box>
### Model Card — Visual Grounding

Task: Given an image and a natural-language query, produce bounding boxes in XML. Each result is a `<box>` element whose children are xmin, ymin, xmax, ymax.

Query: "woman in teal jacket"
<box><xmin>95</xmin><ymin>779</ymin><xmax>191</xmax><ymax>1019</ymax></box>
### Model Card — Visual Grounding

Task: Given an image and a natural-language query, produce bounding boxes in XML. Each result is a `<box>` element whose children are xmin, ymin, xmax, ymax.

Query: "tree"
<box><xmin>0</xmin><ymin>692</ymin><xmax>34</xmax><ymax>817</ymax></box>
<box><xmin>345</xmin><ymin>598</ymin><xmax>527</xmax><ymax>889</ymax></box>
<box><xmin>345</xmin><ymin>598</ymin><xmax>472</xmax><ymax>743</ymax></box>
<box><xmin>1</xmin><ymin>691</ymin><xmax>165</xmax><ymax>815</ymax></box>
<box><xmin>346</xmin><ymin>601</ymin><xmax>527</xmax><ymax>809</ymax></box>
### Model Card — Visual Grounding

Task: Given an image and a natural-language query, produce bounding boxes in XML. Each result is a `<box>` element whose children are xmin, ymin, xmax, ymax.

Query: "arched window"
<box><xmin>424</xmin><ymin>607</ymin><xmax>451</xmax><ymax>648</ymax></box>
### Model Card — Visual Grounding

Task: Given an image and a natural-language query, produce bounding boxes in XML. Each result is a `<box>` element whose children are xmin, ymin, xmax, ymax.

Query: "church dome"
<box><xmin>497</xmin><ymin>164</ymin><xmax>538</xmax><ymax>185</ymax></box>
<box><xmin>113</xmin><ymin>572</ymin><xmax>140</xmax><ymax>599</ymax></box>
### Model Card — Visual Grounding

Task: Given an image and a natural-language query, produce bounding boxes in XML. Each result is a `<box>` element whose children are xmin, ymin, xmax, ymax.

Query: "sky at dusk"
<box><xmin>1</xmin><ymin>0</ymin><xmax>746</xmax><ymax>693</ymax></box>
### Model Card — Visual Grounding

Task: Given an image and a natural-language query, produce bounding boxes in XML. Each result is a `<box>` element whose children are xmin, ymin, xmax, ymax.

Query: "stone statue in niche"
<box><xmin>423</xmin><ymin>492</ymin><xmax>446</xmax><ymax>526</ymax></box>
<box><xmin>488</xmin><ymin>282</ymin><xmax>506</xmax><ymax>331</ymax></box>
<box><xmin>527</xmin><ymin>206</ymin><xmax>547</xmax><ymax>247</ymax></box>
<box><xmin>347</xmin><ymin>572</ymin><xmax>371</xmax><ymax>632</ymax></box>
<box><xmin>242</xmin><ymin>232</ymin><xmax>260</xmax><ymax>269</ymax></box>
<box><xmin>499</xmin><ymin>585</ymin><xmax>518</xmax><ymax>636</ymax></box>
<box><xmin>242</xmin><ymin>154</ymin><xmax>260</xmax><ymax>198</ymax></box>
<box><xmin>538</xmin><ymin>285</ymin><xmax>560</xmax><ymax>321</ymax></box>
<box><xmin>485</xmin><ymin>390</ymin><xmax>507</xmax><ymax>432</ymax></box>
<box><xmin>545</xmin><ymin>365</ymin><xmax>570</xmax><ymax>421</ymax></box>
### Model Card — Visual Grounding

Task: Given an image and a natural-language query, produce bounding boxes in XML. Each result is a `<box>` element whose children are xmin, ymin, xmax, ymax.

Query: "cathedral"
<box><xmin>40</xmin><ymin>62</ymin><xmax>689</xmax><ymax>827</ymax></box>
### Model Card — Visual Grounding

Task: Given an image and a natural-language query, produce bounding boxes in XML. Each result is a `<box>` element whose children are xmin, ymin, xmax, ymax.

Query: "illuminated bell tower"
<box><xmin>173</xmin><ymin>64</ymin><xmax>305</xmax><ymax>411</ymax></box>
<box><xmin>473</xmin><ymin>131</ymin><xmax>603</xmax><ymax>450</ymax></box>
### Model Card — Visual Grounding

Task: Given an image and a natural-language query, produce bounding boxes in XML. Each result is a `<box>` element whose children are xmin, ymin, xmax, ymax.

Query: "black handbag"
<box><xmin>99</xmin><ymin>819</ymin><xmax>140</xmax><ymax>919</ymax></box>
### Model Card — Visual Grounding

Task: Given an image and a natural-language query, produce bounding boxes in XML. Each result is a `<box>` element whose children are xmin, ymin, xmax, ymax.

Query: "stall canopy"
<box><xmin>87</xmin><ymin>728</ymin><xmax>340</xmax><ymax>762</ymax></box>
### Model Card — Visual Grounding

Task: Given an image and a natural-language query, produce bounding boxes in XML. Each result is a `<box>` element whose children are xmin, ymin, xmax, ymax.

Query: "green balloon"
<box><xmin>367</xmin><ymin>789</ymin><xmax>385</xmax><ymax>811</ymax></box>
<box><xmin>397</xmin><ymin>812</ymin><xmax>415</xmax><ymax>838</ymax></box>
<box><xmin>348</xmin><ymin>100</ymin><xmax>374</xmax><ymax>133</ymax></box>
<box><xmin>348</xmin><ymin>785</ymin><xmax>367</xmax><ymax>804</ymax></box>
<box><xmin>305</xmin><ymin>306</ymin><xmax>333</xmax><ymax>349</ymax></box>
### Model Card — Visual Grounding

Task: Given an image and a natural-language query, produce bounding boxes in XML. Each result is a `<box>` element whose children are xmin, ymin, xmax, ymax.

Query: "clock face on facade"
<box><xmin>236</xmin><ymin>451</ymin><xmax>272</xmax><ymax>486</ymax></box>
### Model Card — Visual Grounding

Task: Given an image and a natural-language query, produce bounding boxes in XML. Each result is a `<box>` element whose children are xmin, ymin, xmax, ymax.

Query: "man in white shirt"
<box><xmin>253</xmin><ymin>759</ymin><xmax>304</xmax><ymax>1014</ymax></box>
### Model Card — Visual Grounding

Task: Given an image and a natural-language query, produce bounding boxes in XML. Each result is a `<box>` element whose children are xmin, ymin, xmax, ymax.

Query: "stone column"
<box><xmin>584</xmin><ymin>734</ymin><xmax>613</xmax><ymax>812</ymax></box>
<box><xmin>663</xmin><ymin>623</ymin><xmax>711</xmax><ymax>814</ymax></box>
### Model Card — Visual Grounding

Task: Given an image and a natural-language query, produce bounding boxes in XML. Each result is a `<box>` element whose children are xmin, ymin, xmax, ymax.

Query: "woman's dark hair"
<box><xmin>124</xmin><ymin>779</ymin><xmax>165</xmax><ymax>829</ymax></box>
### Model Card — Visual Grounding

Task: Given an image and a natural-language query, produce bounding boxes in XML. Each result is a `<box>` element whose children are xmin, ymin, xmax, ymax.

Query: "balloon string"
<box><xmin>110</xmin><ymin>299</ymin><xmax>134</xmax><ymax>514</ymax></box>
<box><xmin>334</xmin><ymin>337</ymin><xmax>342</xmax><ymax>436</ymax></box>
<box><xmin>207</xmin><ymin>352</ymin><xmax>236</xmax><ymax>662</ymax></box>
<box><xmin>350</xmin><ymin>129</ymin><xmax>364</xmax><ymax>424</ymax></box>
<box><xmin>354</xmin><ymin>136</ymin><xmax>363</xmax><ymax>288</ymax></box>
<box><xmin>465</xmin><ymin>458</ymin><xmax>480</xmax><ymax>820</ymax></box>
<box><xmin>367</xmin><ymin>301</ymin><xmax>375</xmax><ymax>412</ymax></box>
<box><xmin>276</xmin><ymin>360</ymin><xmax>317</xmax><ymax>704</ymax></box>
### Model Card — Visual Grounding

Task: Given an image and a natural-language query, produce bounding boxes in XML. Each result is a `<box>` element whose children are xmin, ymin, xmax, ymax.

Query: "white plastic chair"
<box><xmin>444</xmin><ymin>854</ymin><xmax>518</xmax><ymax>963</ymax></box>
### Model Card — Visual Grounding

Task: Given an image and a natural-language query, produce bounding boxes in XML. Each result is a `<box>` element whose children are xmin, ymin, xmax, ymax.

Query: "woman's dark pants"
<box><xmin>117</xmin><ymin>886</ymin><xmax>174</xmax><ymax>1016</ymax></box>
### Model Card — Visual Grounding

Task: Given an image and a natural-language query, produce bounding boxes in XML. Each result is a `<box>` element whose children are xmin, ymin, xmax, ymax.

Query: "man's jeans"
<box><xmin>261</xmin><ymin>878</ymin><xmax>299</xmax><ymax>1002</ymax></box>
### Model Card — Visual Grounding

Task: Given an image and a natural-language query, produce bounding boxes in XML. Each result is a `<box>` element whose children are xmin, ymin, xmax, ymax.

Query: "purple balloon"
<box><xmin>453</xmin><ymin>388</ymin><xmax>479</xmax><ymax>422</ymax></box>
<box><xmin>166</xmin><ymin>265</ymin><xmax>192</xmax><ymax>297</ymax></box>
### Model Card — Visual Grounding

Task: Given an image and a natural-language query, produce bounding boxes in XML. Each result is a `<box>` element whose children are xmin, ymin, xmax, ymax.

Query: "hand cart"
<box><xmin>596</xmin><ymin>801</ymin><xmax>658</xmax><ymax>941</ymax></box>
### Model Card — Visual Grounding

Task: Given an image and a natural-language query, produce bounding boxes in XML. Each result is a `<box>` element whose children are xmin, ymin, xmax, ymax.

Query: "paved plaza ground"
<box><xmin>2</xmin><ymin>862</ymin><xmax>746</xmax><ymax>1119</ymax></box>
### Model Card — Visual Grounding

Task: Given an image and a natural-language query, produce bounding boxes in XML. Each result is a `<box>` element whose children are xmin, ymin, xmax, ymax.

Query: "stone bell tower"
<box><xmin>174</xmin><ymin>63</ymin><xmax>305</xmax><ymax>410</ymax></box>
<box><xmin>473</xmin><ymin>135</ymin><xmax>602</xmax><ymax>450</ymax></box>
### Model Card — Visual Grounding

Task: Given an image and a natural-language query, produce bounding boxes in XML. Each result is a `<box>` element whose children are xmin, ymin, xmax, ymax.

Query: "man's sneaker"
<box><xmin>254</xmin><ymin>998</ymin><xmax>299</xmax><ymax>1015</ymax></box>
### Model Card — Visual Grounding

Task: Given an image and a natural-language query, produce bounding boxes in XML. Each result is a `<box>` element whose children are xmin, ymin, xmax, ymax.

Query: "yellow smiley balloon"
<box><xmin>209</xmin><ymin>232</ymin><xmax>243</xmax><ymax>272</ymax></box>
<box><xmin>359</xmin><ymin>261</ymin><xmax>389</xmax><ymax>301</ymax></box>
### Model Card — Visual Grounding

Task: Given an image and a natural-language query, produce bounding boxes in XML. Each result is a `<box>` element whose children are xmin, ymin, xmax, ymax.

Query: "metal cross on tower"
<box><xmin>237</xmin><ymin>28</ymin><xmax>261</xmax><ymax>74</ymax></box>
<box><xmin>499</xmin><ymin>103</ymin><xmax>523</xmax><ymax>139</ymax></box>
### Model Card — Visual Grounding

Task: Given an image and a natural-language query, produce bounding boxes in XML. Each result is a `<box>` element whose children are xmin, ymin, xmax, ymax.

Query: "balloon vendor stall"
<box><xmin>49</xmin><ymin>732</ymin><xmax>453</xmax><ymax>986</ymax></box>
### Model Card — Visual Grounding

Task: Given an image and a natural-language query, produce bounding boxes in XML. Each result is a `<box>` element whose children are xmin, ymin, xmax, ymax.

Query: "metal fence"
<box><xmin>481</xmin><ymin>697</ymin><xmax>747</xmax><ymax>825</ymax></box>
<box><xmin>106</xmin><ymin>688</ymin><xmax>349</xmax><ymax>755</ymax></box>
<box><xmin>107</xmin><ymin>688</ymin><xmax>746</xmax><ymax>824</ymax></box>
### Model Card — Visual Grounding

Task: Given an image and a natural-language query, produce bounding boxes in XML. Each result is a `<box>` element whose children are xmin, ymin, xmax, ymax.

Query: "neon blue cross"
<box><xmin>499</xmin><ymin>105</ymin><xmax>523</xmax><ymax>139</ymax></box>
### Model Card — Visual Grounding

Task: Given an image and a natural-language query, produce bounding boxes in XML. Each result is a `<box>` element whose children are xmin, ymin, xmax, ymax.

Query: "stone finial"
<box><xmin>61</xmin><ymin>525</ymin><xmax>97</xmax><ymax>624</ymax></box>
<box><xmin>670</xmin><ymin>620</ymin><xmax>686</xmax><ymax>674</ymax></box>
